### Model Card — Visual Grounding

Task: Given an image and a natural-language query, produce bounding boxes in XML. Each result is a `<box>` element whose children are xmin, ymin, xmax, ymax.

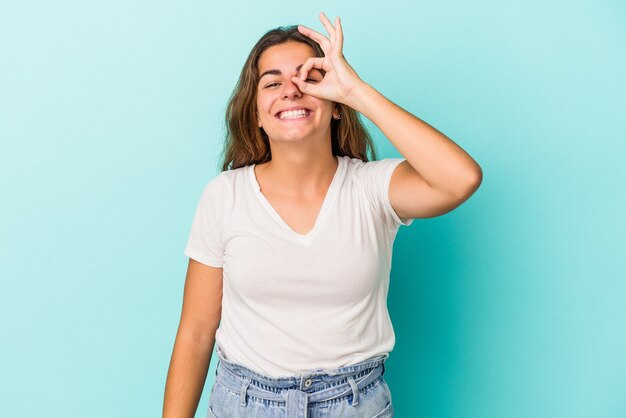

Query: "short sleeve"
<box><xmin>184</xmin><ymin>178</ymin><xmax>225</xmax><ymax>268</ymax></box>
<box><xmin>358</xmin><ymin>158</ymin><xmax>414</xmax><ymax>228</ymax></box>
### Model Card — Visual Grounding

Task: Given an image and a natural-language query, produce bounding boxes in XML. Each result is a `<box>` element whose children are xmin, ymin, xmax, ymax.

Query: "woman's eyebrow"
<box><xmin>259</xmin><ymin>64</ymin><xmax>321</xmax><ymax>80</ymax></box>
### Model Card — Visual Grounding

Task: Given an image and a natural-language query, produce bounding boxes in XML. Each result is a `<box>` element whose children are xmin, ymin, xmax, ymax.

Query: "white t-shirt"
<box><xmin>184</xmin><ymin>155</ymin><xmax>413</xmax><ymax>378</ymax></box>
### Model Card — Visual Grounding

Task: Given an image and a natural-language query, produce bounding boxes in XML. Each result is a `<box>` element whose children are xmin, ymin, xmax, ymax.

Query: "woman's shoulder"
<box><xmin>341</xmin><ymin>155</ymin><xmax>406</xmax><ymax>173</ymax></box>
<box><xmin>197</xmin><ymin>164</ymin><xmax>249</xmax><ymax>195</ymax></box>
<box><xmin>217</xmin><ymin>163</ymin><xmax>252</xmax><ymax>181</ymax></box>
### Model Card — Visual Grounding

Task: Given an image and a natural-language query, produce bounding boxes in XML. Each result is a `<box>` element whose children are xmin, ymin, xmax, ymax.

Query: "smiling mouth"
<box><xmin>276</xmin><ymin>108</ymin><xmax>312</xmax><ymax>120</ymax></box>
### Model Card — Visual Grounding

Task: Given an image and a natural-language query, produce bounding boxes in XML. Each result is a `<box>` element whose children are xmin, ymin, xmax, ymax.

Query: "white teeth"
<box><xmin>279</xmin><ymin>109</ymin><xmax>309</xmax><ymax>119</ymax></box>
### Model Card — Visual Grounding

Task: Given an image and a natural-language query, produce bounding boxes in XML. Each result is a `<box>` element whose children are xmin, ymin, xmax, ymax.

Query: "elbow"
<box><xmin>453</xmin><ymin>165</ymin><xmax>483</xmax><ymax>201</ymax></box>
<box><xmin>466</xmin><ymin>164</ymin><xmax>483</xmax><ymax>194</ymax></box>
<box><xmin>469</xmin><ymin>164</ymin><xmax>483</xmax><ymax>190</ymax></box>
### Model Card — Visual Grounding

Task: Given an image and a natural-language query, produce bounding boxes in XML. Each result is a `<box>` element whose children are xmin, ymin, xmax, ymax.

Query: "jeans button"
<box><xmin>304</xmin><ymin>378</ymin><xmax>312</xmax><ymax>388</ymax></box>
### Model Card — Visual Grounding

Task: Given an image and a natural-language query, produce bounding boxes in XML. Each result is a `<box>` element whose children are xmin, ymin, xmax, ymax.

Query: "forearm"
<box><xmin>346</xmin><ymin>82</ymin><xmax>482</xmax><ymax>196</ymax></box>
<box><xmin>163</xmin><ymin>331</ymin><xmax>215</xmax><ymax>418</ymax></box>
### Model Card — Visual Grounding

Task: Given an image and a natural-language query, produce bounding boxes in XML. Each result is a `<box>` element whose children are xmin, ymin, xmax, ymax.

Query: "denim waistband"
<box><xmin>214</xmin><ymin>343</ymin><xmax>388</xmax><ymax>416</ymax></box>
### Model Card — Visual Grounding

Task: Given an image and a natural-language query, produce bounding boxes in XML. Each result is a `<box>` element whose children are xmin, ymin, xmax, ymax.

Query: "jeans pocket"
<box><xmin>207</xmin><ymin>405</ymin><xmax>218</xmax><ymax>418</ymax></box>
<box><xmin>371</xmin><ymin>401</ymin><xmax>393</xmax><ymax>418</ymax></box>
<box><xmin>207</xmin><ymin>381</ymin><xmax>221</xmax><ymax>418</ymax></box>
<box><xmin>379</xmin><ymin>377</ymin><xmax>393</xmax><ymax>401</ymax></box>
<box><xmin>207</xmin><ymin>380</ymin><xmax>240</xmax><ymax>418</ymax></box>
<box><xmin>375</xmin><ymin>378</ymin><xmax>394</xmax><ymax>416</ymax></box>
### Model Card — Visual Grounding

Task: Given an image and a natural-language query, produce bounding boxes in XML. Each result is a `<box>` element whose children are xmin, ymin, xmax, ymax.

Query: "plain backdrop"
<box><xmin>1</xmin><ymin>0</ymin><xmax>625</xmax><ymax>417</ymax></box>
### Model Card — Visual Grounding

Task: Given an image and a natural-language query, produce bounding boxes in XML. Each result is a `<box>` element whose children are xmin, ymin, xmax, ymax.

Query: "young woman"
<box><xmin>163</xmin><ymin>12</ymin><xmax>482</xmax><ymax>418</ymax></box>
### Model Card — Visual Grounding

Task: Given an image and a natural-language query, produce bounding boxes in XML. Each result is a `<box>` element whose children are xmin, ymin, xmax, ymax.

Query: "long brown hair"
<box><xmin>220</xmin><ymin>25</ymin><xmax>378</xmax><ymax>171</ymax></box>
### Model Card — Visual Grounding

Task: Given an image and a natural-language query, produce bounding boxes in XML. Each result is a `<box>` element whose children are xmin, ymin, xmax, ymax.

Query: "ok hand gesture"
<box><xmin>292</xmin><ymin>12</ymin><xmax>366</xmax><ymax>107</ymax></box>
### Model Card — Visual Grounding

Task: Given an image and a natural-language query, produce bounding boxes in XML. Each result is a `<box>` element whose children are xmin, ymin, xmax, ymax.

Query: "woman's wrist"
<box><xmin>343</xmin><ymin>81</ymin><xmax>379</xmax><ymax>116</ymax></box>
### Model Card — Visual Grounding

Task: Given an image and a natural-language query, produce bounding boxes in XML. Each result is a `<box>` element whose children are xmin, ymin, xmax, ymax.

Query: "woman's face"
<box><xmin>256</xmin><ymin>41</ymin><xmax>334</xmax><ymax>143</ymax></box>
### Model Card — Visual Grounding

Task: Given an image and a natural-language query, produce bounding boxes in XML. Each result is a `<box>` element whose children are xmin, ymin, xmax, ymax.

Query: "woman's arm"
<box><xmin>163</xmin><ymin>260</ymin><xmax>223</xmax><ymax>418</ymax></box>
<box><xmin>295</xmin><ymin>13</ymin><xmax>482</xmax><ymax>218</ymax></box>
<box><xmin>347</xmin><ymin>82</ymin><xmax>483</xmax><ymax>218</ymax></box>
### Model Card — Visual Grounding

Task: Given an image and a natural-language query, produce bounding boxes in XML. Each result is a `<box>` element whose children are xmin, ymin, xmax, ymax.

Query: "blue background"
<box><xmin>1</xmin><ymin>1</ymin><xmax>625</xmax><ymax>417</ymax></box>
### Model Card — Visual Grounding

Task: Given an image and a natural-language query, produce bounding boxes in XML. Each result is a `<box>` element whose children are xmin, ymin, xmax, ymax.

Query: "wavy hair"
<box><xmin>220</xmin><ymin>25</ymin><xmax>377</xmax><ymax>171</ymax></box>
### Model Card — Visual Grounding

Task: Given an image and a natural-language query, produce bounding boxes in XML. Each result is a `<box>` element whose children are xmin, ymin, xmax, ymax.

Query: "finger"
<box><xmin>334</xmin><ymin>16</ymin><xmax>343</xmax><ymax>54</ymax></box>
<box><xmin>318</xmin><ymin>12</ymin><xmax>336</xmax><ymax>45</ymax></box>
<box><xmin>297</xmin><ymin>25</ymin><xmax>331</xmax><ymax>53</ymax></box>
<box><xmin>291</xmin><ymin>76</ymin><xmax>317</xmax><ymax>96</ymax></box>
<box><xmin>299</xmin><ymin>57</ymin><xmax>325</xmax><ymax>80</ymax></box>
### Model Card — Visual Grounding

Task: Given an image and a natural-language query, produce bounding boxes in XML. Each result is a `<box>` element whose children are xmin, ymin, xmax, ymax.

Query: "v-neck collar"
<box><xmin>248</xmin><ymin>156</ymin><xmax>345</xmax><ymax>244</ymax></box>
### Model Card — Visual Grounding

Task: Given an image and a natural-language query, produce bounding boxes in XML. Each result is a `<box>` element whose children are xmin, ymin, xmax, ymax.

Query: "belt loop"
<box><xmin>239</xmin><ymin>378</ymin><xmax>251</xmax><ymax>407</ymax></box>
<box><xmin>347</xmin><ymin>377</ymin><xmax>359</xmax><ymax>406</ymax></box>
<box><xmin>382</xmin><ymin>361</ymin><xmax>386</xmax><ymax>376</ymax></box>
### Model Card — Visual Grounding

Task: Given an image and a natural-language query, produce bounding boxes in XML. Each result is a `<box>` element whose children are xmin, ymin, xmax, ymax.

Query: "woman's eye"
<box><xmin>263</xmin><ymin>78</ymin><xmax>318</xmax><ymax>88</ymax></box>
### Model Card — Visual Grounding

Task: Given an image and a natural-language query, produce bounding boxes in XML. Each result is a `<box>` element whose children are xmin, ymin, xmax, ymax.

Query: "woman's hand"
<box><xmin>292</xmin><ymin>12</ymin><xmax>366</xmax><ymax>107</ymax></box>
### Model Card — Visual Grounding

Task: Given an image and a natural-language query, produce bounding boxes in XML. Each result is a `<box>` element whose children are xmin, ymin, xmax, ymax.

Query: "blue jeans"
<box><xmin>207</xmin><ymin>343</ymin><xmax>394</xmax><ymax>417</ymax></box>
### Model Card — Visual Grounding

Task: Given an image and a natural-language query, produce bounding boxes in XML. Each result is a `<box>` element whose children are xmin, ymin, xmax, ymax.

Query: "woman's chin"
<box><xmin>268</xmin><ymin>130</ymin><xmax>315</xmax><ymax>142</ymax></box>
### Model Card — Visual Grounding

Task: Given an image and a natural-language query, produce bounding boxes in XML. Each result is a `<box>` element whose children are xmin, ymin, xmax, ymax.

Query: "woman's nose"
<box><xmin>281</xmin><ymin>79</ymin><xmax>302</xmax><ymax>99</ymax></box>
